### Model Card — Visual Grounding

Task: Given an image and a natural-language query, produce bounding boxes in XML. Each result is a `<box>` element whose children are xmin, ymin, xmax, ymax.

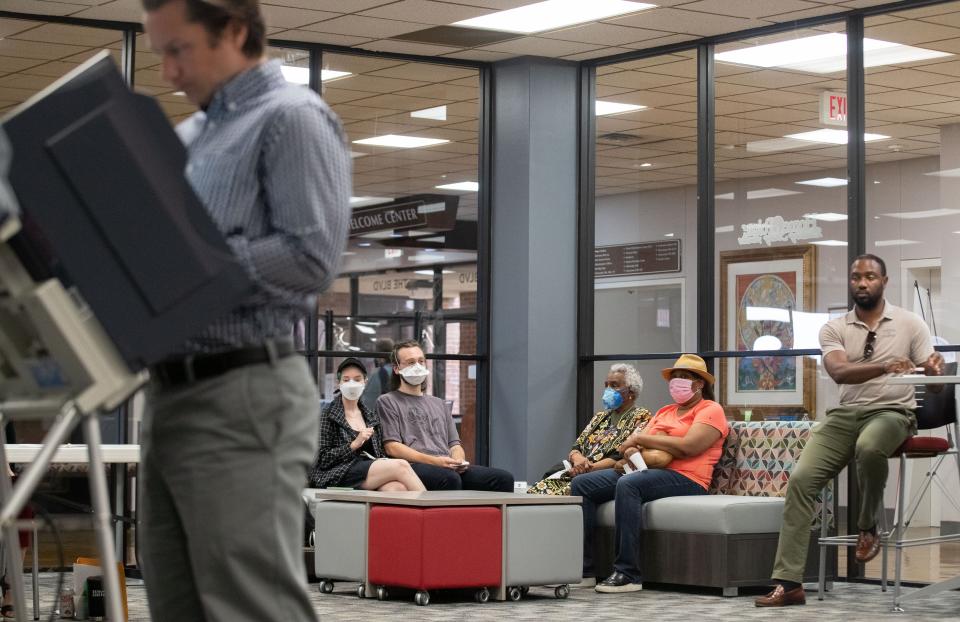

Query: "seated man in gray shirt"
<box><xmin>378</xmin><ymin>340</ymin><xmax>514</xmax><ymax>492</ymax></box>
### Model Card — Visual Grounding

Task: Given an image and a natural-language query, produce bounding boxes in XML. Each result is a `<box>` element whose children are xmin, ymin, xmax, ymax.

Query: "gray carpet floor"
<box><xmin>15</xmin><ymin>573</ymin><xmax>960</xmax><ymax>621</ymax></box>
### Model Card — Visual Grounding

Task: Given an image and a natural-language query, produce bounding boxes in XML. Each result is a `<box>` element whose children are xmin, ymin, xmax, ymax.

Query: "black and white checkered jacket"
<box><xmin>309</xmin><ymin>395</ymin><xmax>385</xmax><ymax>488</ymax></box>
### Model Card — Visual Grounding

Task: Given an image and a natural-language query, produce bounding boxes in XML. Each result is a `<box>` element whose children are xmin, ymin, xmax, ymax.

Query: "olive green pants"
<box><xmin>771</xmin><ymin>405</ymin><xmax>915</xmax><ymax>583</ymax></box>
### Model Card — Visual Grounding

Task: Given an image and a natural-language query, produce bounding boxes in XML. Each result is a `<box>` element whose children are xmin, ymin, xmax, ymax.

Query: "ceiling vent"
<box><xmin>391</xmin><ymin>26</ymin><xmax>518</xmax><ymax>47</ymax></box>
<box><xmin>597</xmin><ymin>132</ymin><xmax>647</xmax><ymax>146</ymax></box>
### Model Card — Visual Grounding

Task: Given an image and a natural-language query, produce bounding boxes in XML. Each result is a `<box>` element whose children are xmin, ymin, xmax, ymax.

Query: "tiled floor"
<box><xmin>16</xmin><ymin>572</ymin><xmax>960</xmax><ymax>621</ymax></box>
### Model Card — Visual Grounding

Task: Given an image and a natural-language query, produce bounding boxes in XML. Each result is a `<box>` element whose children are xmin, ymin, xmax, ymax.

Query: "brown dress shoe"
<box><xmin>755</xmin><ymin>584</ymin><xmax>806</xmax><ymax>607</ymax></box>
<box><xmin>855</xmin><ymin>530</ymin><xmax>881</xmax><ymax>563</ymax></box>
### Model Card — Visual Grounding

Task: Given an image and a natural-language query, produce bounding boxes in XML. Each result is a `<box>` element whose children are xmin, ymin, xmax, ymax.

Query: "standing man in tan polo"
<box><xmin>756</xmin><ymin>253</ymin><xmax>944</xmax><ymax>607</ymax></box>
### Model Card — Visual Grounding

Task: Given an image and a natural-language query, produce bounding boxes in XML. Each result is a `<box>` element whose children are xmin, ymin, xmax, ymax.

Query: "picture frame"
<box><xmin>719</xmin><ymin>245</ymin><xmax>817</xmax><ymax>419</ymax></box>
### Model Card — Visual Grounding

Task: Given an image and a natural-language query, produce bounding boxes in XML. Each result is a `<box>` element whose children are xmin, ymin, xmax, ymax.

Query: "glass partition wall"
<box><xmin>583</xmin><ymin>2</ymin><xmax>960</xmax><ymax>586</ymax></box>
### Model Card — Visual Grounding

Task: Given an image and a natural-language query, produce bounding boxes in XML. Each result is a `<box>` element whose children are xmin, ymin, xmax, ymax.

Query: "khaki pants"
<box><xmin>771</xmin><ymin>405</ymin><xmax>915</xmax><ymax>583</ymax></box>
<box><xmin>140</xmin><ymin>355</ymin><xmax>319</xmax><ymax>622</ymax></box>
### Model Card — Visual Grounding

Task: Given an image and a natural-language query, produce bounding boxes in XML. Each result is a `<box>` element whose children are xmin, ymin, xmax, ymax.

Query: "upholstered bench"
<box><xmin>593</xmin><ymin>420</ymin><xmax>835</xmax><ymax>595</ymax></box>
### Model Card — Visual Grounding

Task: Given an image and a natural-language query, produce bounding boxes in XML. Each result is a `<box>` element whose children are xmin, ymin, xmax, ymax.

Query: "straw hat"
<box><xmin>661</xmin><ymin>353</ymin><xmax>715</xmax><ymax>385</ymax></box>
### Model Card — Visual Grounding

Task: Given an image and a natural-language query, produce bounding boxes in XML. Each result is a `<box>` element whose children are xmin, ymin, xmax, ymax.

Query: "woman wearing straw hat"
<box><xmin>571</xmin><ymin>354</ymin><xmax>729</xmax><ymax>593</ymax></box>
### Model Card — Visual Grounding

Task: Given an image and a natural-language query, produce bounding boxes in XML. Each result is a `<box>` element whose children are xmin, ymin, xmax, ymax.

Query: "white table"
<box><xmin>4</xmin><ymin>444</ymin><xmax>140</xmax><ymax>560</ymax></box>
<box><xmin>886</xmin><ymin>374</ymin><xmax>960</xmax><ymax>385</ymax></box>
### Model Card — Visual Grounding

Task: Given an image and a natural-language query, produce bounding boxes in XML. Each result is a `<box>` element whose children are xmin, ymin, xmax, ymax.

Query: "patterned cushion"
<box><xmin>708</xmin><ymin>421</ymin><xmax>833</xmax><ymax>527</ymax></box>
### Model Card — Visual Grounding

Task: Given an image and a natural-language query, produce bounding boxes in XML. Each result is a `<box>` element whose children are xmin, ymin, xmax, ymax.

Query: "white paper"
<box><xmin>546</xmin><ymin>459</ymin><xmax>573</xmax><ymax>479</ymax></box>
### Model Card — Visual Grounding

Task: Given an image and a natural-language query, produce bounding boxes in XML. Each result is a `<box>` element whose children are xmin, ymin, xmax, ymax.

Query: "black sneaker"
<box><xmin>595</xmin><ymin>571</ymin><xmax>643</xmax><ymax>593</ymax></box>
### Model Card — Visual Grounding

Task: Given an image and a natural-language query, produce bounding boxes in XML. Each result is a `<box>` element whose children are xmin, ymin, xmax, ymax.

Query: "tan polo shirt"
<box><xmin>819</xmin><ymin>300</ymin><xmax>933</xmax><ymax>408</ymax></box>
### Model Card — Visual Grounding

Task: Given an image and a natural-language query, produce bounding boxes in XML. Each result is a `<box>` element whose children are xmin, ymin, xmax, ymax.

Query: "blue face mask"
<box><xmin>602</xmin><ymin>387</ymin><xmax>624</xmax><ymax>410</ymax></box>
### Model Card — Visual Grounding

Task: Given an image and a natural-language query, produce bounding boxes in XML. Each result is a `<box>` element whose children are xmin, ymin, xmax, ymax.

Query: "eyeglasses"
<box><xmin>863</xmin><ymin>331</ymin><xmax>877</xmax><ymax>360</ymax></box>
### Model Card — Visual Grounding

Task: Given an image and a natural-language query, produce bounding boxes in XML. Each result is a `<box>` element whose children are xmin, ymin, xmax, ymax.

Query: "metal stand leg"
<box><xmin>30</xmin><ymin>524</ymin><xmax>37</xmax><ymax>621</ymax></box>
<box><xmin>892</xmin><ymin>455</ymin><xmax>907</xmax><ymax>613</ymax></box>
<box><xmin>0</xmin><ymin>420</ymin><xmax>28</xmax><ymax>622</ymax></box>
<box><xmin>818</xmin><ymin>493</ymin><xmax>828</xmax><ymax>601</ymax></box>
<box><xmin>83</xmin><ymin>412</ymin><xmax>125</xmax><ymax>622</ymax></box>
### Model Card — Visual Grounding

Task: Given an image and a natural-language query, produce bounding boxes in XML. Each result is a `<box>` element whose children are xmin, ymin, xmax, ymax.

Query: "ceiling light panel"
<box><xmin>452</xmin><ymin>0</ymin><xmax>656</xmax><ymax>35</ymax></box>
<box><xmin>796</xmin><ymin>177</ymin><xmax>847</xmax><ymax>188</ymax></box>
<box><xmin>715</xmin><ymin>33</ymin><xmax>951</xmax><ymax>74</ymax></box>
<box><xmin>353</xmin><ymin>135</ymin><xmax>450</xmax><ymax>148</ymax></box>
<box><xmin>411</xmin><ymin>105</ymin><xmax>448</xmax><ymax>120</ymax></box>
<box><xmin>595</xmin><ymin>101</ymin><xmax>647</xmax><ymax>116</ymax></box>
<box><xmin>436</xmin><ymin>181</ymin><xmax>479</xmax><ymax>192</ymax></box>
<box><xmin>880</xmin><ymin>208</ymin><xmax>960</xmax><ymax>220</ymax></box>
<box><xmin>280</xmin><ymin>66</ymin><xmax>351</xmax><ymax>85</ymax></box>
<box><xmin>803</xmin><ymin>212</ymin><xmax>848</xmax><ymax>222</ymax></box>
<box><xmin>786</xmin><ymin>129</ymin><xmax>890</xmax><ymax>145</ymax></box>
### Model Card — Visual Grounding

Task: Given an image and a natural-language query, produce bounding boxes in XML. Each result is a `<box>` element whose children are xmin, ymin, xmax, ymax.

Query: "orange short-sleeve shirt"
<box><xmin>644</xmin><ymin>399</ymin><xmax>728</xmax><ymax>489</ymax></box>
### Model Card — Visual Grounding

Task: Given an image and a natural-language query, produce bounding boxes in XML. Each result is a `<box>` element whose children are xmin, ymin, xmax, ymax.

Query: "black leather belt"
<box><xmin>150</xmin><ymin>340</ymin><xmax>296</xmax><ymax>389</ymax></box>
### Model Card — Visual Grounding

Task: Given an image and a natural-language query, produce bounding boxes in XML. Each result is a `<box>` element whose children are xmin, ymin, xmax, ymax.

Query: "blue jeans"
<box><xmin>570</xmin><ymin>468</ymin><xmax>706</xmax><ymax>582</ymax></box>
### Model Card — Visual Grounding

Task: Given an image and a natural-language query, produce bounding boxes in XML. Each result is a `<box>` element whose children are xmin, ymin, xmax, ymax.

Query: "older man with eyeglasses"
<box><xmin>755</xmin><ymin>253</ymin><xmax>944</xmax><ymax>608</ymax></box>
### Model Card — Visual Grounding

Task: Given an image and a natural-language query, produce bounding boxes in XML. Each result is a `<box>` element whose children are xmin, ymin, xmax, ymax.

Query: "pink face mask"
<box><xmin>668</xmin><ymin>378</ymin><xmax>697</xmax><ymax>404</ymax></box>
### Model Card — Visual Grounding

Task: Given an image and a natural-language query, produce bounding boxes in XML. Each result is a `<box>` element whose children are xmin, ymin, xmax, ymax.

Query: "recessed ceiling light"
<box><xmin>452</xmin><ymin>0</ymin><xmax>656</xmax><ymax>35</ymax></box>
<box><xmin>874</xmin><ymin>239</ymin><xmax>919</xmax><ymax>247</ymax></box>
<box><xmin>411</xmin><ymin>253</ymin><xmax>445</xmax><ymax>262</ymax></box>
<box><xmin>353</xmin><ymin>135</ymin><xmax>450</xmax><ymax>148</ymax></box>
<box><xmin>639</xmin><ymin>162</ymin><xmax>652</xmax><ymax>168</ymax></box>
<box><xmin>715</xmin><ymin>33</ymin><xmax>951</xmax><ymax>73</ymax></box>
<box><xmin>664</xmin><ymin>232</ymin><xmax>675</xmax><ymax>237</ymax></box>
<box><xmin>355</xmin><ymin>324</ymin><xmax>376</xmax><ymax>335</ymax></box>
<box><xmin>803</xmin><ymin>212</ymin><xmax>848</xmax><ymax>222</ymax></box>
<box><xmin>716</xmin><ymin>192</ymin><xmax>734</xmax><ymax>200</ymax></box>
<box><xmin>749</xmin><ymin>188</ymin><xmax>801</xmax><ymax>200</ymax></box>
<box><xmin>350</xmin><ymin>196</ymin><xmax>392</xmax><ymax>207</ymax></box>
<box><xmin>595</xmin><ymin>100</ymin><xmax>647</xmax><ymax>116</ymax></box>
<box><xmin>415</xmin><ymin>269</ymin><xmax>455</xmax><ymax>275</ymax></box>
<box><xmin>350</xmin><ymin>151</ymin><xmax>367</xmax><ymax>158</ymax></box>
<box><xmin>812</xmin><ymin>239</ymin><xmax>848</xmax><ymax>246</ymax></box>
<box><xmin>412</xmin><ymin>105</ymin><xmax>447</xmax><ymax>121</ymax></box>
<box><xmin>279</xmin><ymin>66</ymin><xmax>351</xmax><ymax>85</ymax></box>
<box><xmin>880</xmin><ymin>208</ymin><xmax>960</xmax><ymax>219</ymax></box>
<box><xmin>357</xmin><ymin>242</ymin><xmax>372</xmax><ymax>247</ymax></box>
<box><xmin>925</xmin><ymin>167</ymin><xmax>960</xmax><ymax>177</ymax></box>
<box><xmin>173</xmin><ymin>90</ymin><xmax>185</xmax><ymax>96</ymax></box>
<box><xmin>786</xmin><ymin>129</ymin><xmax>889</xmax><ymax>145</ymax></box>
<box><xmin>342</xmin><ymin>251</ymin><xmax>356</xmax><ymax>256</ymax></box>
<box><xmin>796</xmin><ymin>177</ymin><xmax>847</xmax><ymax>188</ymax></box>
<box><xmin>436</xmin><ymin>181</ymin><xmax>479</xmax><ymax>192</ymax></box>
<box><xmin>715</xmin><ymin>225</ymin><xmax>734</xmax><ymax>233</ymax></box>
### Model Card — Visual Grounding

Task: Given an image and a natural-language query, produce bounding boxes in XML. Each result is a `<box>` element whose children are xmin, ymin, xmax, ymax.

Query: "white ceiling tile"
<box><xmin>301</xmin><ymin>15</ymin><xmax>431</xmax><ymax>38</ymax></box>
<box><xmin>359</xmin><ymin>1</ymin><xmax>494</xmax><ymax>25</ymax></box>
<box><xmin>682</xmin><ymin>0</ymin><xmax>821</xmax><ymax>20</ymax></box>
<box><xmin>0</xmin><ymin>19</ymin><xmax>43</xmax><ymax>38</ymax></box>
<box><xmin>271</xmin><ymin>30</ymin><xmax>373</xmax><ymax>47</ymax></box>
<box><xmin>606</xmin><ymin>8</ymin><xmax>766</xmax><ymax>37</ymax></box>
<box><xmin>0</xmin><ymin>0</ymin><xmax>84</xmax><ymax>17</ymax></box>
<box><xmin>540</xmin><ymin>23</ymin><xmax>669</xmax><ymax>46</ymax></box>
<box><xmin>68</xmin><ymin>0</ymin><xmax>143</xmax><ymax>22</ymax></box>
<box><xmin>260</xmin><ymin>6</ymin><xmax>339</xmax><ymax>29</ymax></box>
<box><xmin>11</xmin><ymin>23</ymin><xmax>121</xmax><ymax>47</ymax></box>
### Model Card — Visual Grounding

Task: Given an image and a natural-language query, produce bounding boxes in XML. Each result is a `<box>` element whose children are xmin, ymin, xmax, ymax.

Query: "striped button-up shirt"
<box><xmin>175</xmin><ymin>60</ymin><xmax>350</xmax><ymax>353</ymax></box>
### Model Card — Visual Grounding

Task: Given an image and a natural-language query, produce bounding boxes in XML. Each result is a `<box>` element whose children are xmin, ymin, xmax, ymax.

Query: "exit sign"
<box><xmin>820</xmin><ymin>91</ymin><xmax>847</xmax><ymax>126</ymax></box>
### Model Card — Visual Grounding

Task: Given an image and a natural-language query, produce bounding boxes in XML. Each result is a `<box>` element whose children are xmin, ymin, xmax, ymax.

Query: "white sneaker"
<box><xmin>574</xmin><ymin>577</ymin><xmax>596</xmax><ymax>588</ymax></box>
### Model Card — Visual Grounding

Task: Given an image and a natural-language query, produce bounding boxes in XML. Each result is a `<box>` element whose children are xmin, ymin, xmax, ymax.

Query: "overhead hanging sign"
<box><xmin>820</xmin><ymin>91</ymin><xmax>847</xmax><ymax>127</ymax></box>
<box><xmin>349</xmin><ymin>194</ymin><xmax>458</xmax><ymax>238</ymax></box>
<box><xmin>595</xmin><ymin>240</ymin><xmax>681</xmax><ymax>277</ymax></box>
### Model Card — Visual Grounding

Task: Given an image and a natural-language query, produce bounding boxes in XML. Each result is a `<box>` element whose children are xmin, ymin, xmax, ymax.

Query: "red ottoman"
<box><xmin>368</xmin><ymin>505</ymin><xmax>502</xmax><ymax>604</ymax></box>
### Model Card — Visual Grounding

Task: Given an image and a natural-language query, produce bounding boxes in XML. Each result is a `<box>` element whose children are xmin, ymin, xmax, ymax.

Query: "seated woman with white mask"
<box><xmin>309</xmin><ymin>357</ymin><xmax>425</xmax><ymax>492</ymax></box>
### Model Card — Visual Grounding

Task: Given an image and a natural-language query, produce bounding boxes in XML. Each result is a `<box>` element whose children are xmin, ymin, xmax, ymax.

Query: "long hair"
<box><xmin>389</xmin><ymin>339</ymin><xmax>424</xmax><ymax>391</ymax></box>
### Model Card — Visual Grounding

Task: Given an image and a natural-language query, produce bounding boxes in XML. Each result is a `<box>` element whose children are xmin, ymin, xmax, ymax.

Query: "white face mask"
<box><xmin>339</xmin><ymin>380</ymin><xmax>365</xmax><ymax>401</ymax></box>
<box><xmin>398</xmin><ymin>363</ymin><xmax>429</xmax><ymax>386</ymax></box>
